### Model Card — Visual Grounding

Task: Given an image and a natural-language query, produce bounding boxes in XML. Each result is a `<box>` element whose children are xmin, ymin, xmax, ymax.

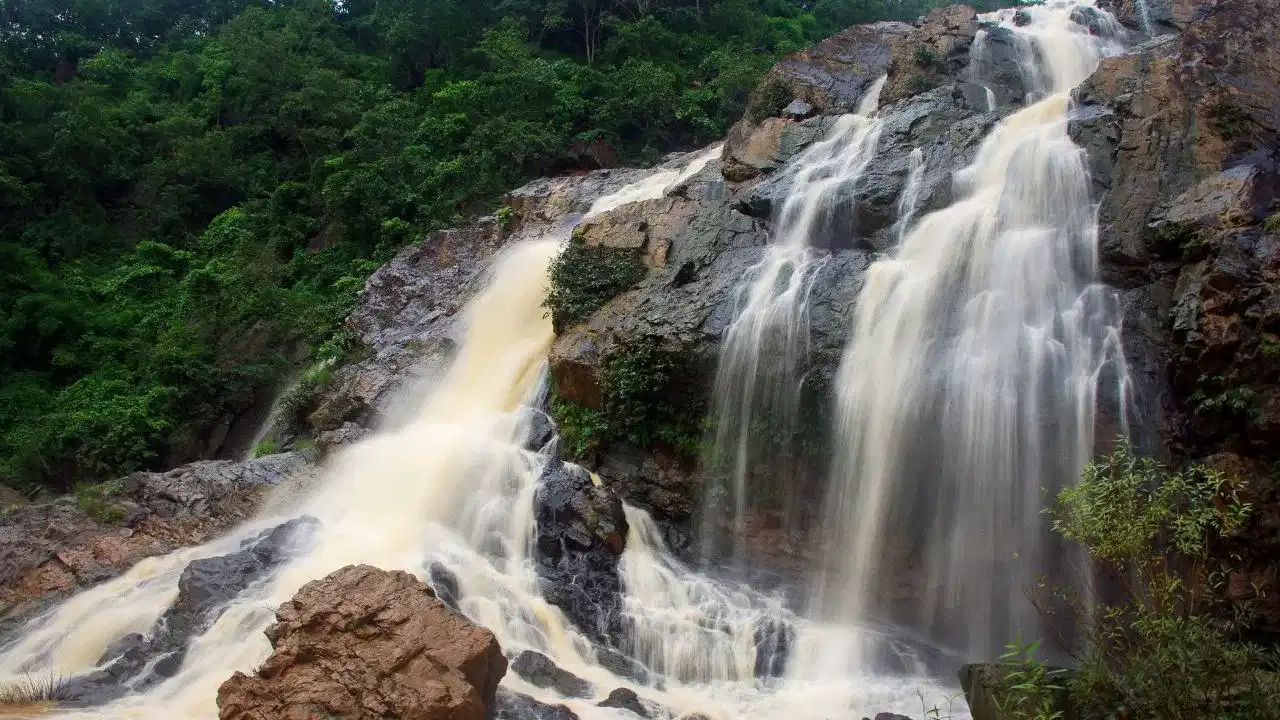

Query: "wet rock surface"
<box><xmin>509</xmin><ymin>650</ymin><xmax>595</xmax><ymax>699</ymax></box>
<box><xmin>60</xmin><ymin>516</ymin><xmax>319</xmax><ymax>704</ymax></box>
<box><xmin>532</xmin><ymin>456</ymin><xmax>629</xmax><ymax>642</ymax></box>
<box><xmin>1073</xmin><ymin>0</ymin><xmax>1280</xmax><ymax>639</ymax></box>
<box><xmin>217</xmin><ymin>564</ymin><xmax>506</xmax><ymax>720</ymax></box>
<box><xmin>307</xmin><ymin>166</ymin><xmax>655</xmax><ymax>434</ymax></box>
<box><xmin>490</xmin><ymin>689</ymin><xmax>580</xmax><ymax>720</ymax></box>
<box><xmin>0</xmin><ymin>453</ymin><xmax>312</xmax><ymax>629</ymax></box>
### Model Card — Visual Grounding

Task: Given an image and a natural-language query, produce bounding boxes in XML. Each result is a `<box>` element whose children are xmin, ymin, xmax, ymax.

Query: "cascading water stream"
<box><xmin>807</xmin><ymin>0</ymin><xmax>1131</xmax><ymax>670</ymax></box>
<box><xmin>701</xmin><ymin>77</ymin><xmax>886</xmax><ymax>563</ymax></box>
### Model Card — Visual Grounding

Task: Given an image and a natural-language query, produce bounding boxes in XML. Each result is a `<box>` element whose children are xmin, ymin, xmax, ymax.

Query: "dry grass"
<box><xmin>0</xmin><ymin>671</ymin><xmax>69</xmax><ymax>706</ymax></box>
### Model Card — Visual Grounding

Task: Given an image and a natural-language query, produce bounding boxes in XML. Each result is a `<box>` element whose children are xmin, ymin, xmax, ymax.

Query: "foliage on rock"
<box><xmin>550</xmin><ymin>339</ymin><xmax>703</xmax><ymax>461</ymax></box>
<box><xmin>1004</xmin><ymin>442</ymin><xmax>1280</xmax><ymax>719</ymax></box>
<box><xmin>544</xmin><ymin>234</ymin><xmax>647</xmax><ymax>334</ymax></box>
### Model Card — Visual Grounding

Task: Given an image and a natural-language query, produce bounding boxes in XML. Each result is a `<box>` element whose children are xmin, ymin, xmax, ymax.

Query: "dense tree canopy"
<box><xmin>0</xmin><ymin>0</ymin><xmax>959</xmax><ymax>490</ymax></box>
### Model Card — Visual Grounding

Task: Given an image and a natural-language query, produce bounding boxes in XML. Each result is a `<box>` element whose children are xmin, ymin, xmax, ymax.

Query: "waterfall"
<box><xmin>0</xmin><ymin>143</ymin><xmax>957</xmax><ymax>720</ymax></box>
<box><xmin>700</xmin><ymin>77</ymin><xmax>886</xmax><ymax>564</ymax></box>
<box><xmin>807</xmin><ymin>0</ymin><xmax>1130</xmax><ymax>669</ymax></box>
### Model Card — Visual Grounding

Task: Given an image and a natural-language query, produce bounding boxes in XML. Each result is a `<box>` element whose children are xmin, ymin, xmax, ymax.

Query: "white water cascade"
<box><xmin>809</xmin><ymin>0</ymin><xmax>1131</xmax><ymax>668</ymax></box>
<box><xmin>701</xmin><ymin>77</ymin><xmax>886</xmax><ymax>562</ymax></box>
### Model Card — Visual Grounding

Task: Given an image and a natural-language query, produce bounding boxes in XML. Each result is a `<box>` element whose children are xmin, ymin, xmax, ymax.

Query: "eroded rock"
<box><xmin>216</xmin><ymin>564</ymin><xmax>506</xmax><ymax>720</ymax></box>
<box><xmin>533</xmin><ymin>456</ymin><xmax>628</xmax><ymax>642</ymax></box>
<box><xmin>0</xmin><ymin>453</ymin><xmax>312</xmax><ymax>629</ymax></box>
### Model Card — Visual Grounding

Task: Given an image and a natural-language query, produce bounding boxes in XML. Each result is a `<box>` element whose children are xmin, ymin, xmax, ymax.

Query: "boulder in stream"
<box><xmin>216</xmin><ymin>564</ymin><xmax>506</xmax><ymax>720</ymax></box>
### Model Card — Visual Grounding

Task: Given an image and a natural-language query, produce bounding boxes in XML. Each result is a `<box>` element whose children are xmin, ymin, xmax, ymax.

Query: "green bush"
<box><xmin>1007</xmin><ymin>441</ymin><xmax>1280</xmax><ymax>720</ymax></box>
<box><xmin>914</xmin><ymin>44</ymin><xmax>941</xmax><ymax>67</ymax></box>
<box><xmin>544</xmin><ymin>234</ymin><xmax>647</xmax><ymax>333</ymax></box>
<box><xmin>548</xmin><ymin>339</ymin><xmax>704</xmax><ymax>460</ymax></box>
<box><xmin>748</xmin><ymin>75</ymin><xmax>793</xmax><ymax>123</ymax></box>
<box><xmin>251</xmin><ymin>438</ymin><xmax>280</xmax><ymax>458</ymax></box>
<box><xmin>550</xmin><ymin>393</ymin><xmax>609</xmax><ymax>460</ymax></box>
<box><xmin>73</xmin><ymin>481</ymin><xmax>124</xmax><ymax>523</ymax></box>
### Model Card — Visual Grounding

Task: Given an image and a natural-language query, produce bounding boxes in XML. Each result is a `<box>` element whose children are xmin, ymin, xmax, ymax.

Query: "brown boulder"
<box><xmin>216</xmin><ymin>564</ymin><xmax>506</xmax><ymax>720</ymax></box>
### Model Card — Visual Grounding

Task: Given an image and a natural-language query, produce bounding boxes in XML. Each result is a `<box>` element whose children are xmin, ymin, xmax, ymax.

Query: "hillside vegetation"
<box><xmin>0</xmin><ymin>0</ymin><xmax>976</xmax><ymax>490</ymax></box>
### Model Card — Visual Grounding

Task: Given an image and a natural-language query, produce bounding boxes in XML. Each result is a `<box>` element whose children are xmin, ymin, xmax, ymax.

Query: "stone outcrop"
<box><xmin>216</xmin><ymin>564</ymin><xmax>506</xmax><ymax>720</ymax></box>
<box><xmin>1071</xmin><ymin>0</ymin><xmax>1280</xmax><ymax>640</ymax></box>
<box><xmin>533</xmin><ymin>455</ymin><xmax>629</xmax><ymax>642</ymax></box>
<box><xmin>723</xmin><ymin>21</ymin><xmax>910</xmax><ymax>181</ymax></box>
<box><xmin>0</xmin><ymin>452</ymin><xmax>312</xmax><ymax>630</ymax></box>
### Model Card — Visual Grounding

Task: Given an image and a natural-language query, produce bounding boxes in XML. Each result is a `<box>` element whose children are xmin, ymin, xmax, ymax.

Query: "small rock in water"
<box><xmin>427</xmin><ymin>560</ymin><xmax>461</xmax><ymax>610</ymax></box>
<box><xmin>510</xmin><ymin>649</ymin><xmax>596</xmax><ymax>699</ymax></box>
<box><xmin>598</xmin><ymin>687</ymin><xmax>671</xmax><ymax>719</ymax></box>
<box><xmin>752</xmin><ymin>617</ymin><xmax>794</xmax><ymax>679</ymax></box>
<box><xmin>491</xmin><ymin>689</ymin><xmax>580</xmax><ymax>720</ymax></box>
<box><xmin>517</xmin><ymin>407</ymin><xmax>557</xmax><ymax>452</ymax></box>
<box><xmin>595</xmin><ymin>645</ymin><xmax>653</xmax><ymax>686</ymax></box>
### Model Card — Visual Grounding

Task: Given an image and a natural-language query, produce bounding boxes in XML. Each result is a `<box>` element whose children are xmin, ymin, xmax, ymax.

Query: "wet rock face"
<box><xmin>763</xmin><ymin>21</ymin><xmax>913</xmax><ymax>117</ymax></box>
<box><xmin>508</xmin><ymin>650</ymin><xmax>595</xmax><ymax>699</ymax></box>
<box><xmin>881</xmin><ymin>5</ymin><xmax>980</xmax><ymax>105</ymax></box>
<box><xmin>60</xmin><ymin>517</ymin><xmax>319</xmax><ymax>704</ymax></box>
<box><xmin>307</xmin><ymin>165</ymin><xmax>654</xmax><ymax>434</ymax></box>
<box><xmin>0</xmin><ymin>453</ymin><xmax>312</xmax><ymax>630</ymax></box>
<box><xmin>491</xmin><ymin>690</ymin><xmax>579</xmax><ymax>720</ymax></box>
<box><xmin>1073</xmin><ymin>0</ymin><xmax>1280</xmax><ymax>640</ymax></box>
<box><xmin>217</xmin><ymin>564</ymin><xmax>506</xmax><ymax>720</ymax></box>
<box><xmin>532</xmin><ymin>456</ymin><xmax>629</xmax><ymax>643</ymax></box>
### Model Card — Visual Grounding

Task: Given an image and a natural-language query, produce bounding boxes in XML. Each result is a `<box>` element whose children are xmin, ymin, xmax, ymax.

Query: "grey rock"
<box><xmin>1</xmin><ymin>453</ymin><xmax>313</xmax><ymax>630</ymax></box>
<box><xmin>509</xmin><ymin>650</ymin><xmax>595</xmax><ymax>699</ymax></box>
<box><xmin>427</xmin><ymin>560</ymin><xmax>462</xmax><ymax>611</ymax></box>
<box><xmin>783</xmin><ymin>98</ymin><xmax>815</xmax><ymax>119</ymax></box>
<box><xmin>490</xmin><ymin>689</ymin><xmax>580</xmax><ymax>720</ymax></box>
<box><xmin>597</xmin><ymin>688</ymin><xmax>671</xmax><ymax>719</ymax></box>
<box><xmin>533</xmin><ymin>456</ymin><xmax>628</xmax><ymax>642</ymax></box>
<box><xmin>61</xmin><ymin>517</ymin><xmax>319</xmax><ymax>705</ymax></box>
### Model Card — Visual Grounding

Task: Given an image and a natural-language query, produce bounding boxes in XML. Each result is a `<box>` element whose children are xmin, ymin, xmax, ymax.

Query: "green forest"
<box><xmin>0</xmin><ymin>0</ymin><xmax>960</xmax><ymax>491</ymax></box>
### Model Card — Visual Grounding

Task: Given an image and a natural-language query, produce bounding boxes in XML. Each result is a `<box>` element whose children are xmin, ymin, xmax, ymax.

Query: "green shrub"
<box><xmin>496</xmin><ymin>205</ymin><xmax>518</xmax><ymax>231</ymax></box>
<box><xmin>1189</xmin><ymin>375</ymin><xmax>1260</xmax><ymax>420</ymax></box>
<box><xmin>548</xmin><ymin>339</ymin><xmax>704</xmax><ymax>460</ymax></box>
<box><xmin>748</xmin><ymin>75</ymin><xmax>794</xmax><ymax>123</ymax></box>
<box><xmin>996</xmin><ymin>638</ymin><xmax>1068</xmax><ymax>720</ymax></box>
<box><xmin>73</xmin><ymin>481</ymin><xmax>124</xmax><ymax>523</ymax></box>
<box><xmin>1207</xmin><ymin>100</ymin><xmax>1250</xmax><ymax>141</ymax></box>
<box><xmin>550</xmin><ymin>393</ymin><xmax>609</xmax><ymax>460</ymax></box>
<box><xmin>544</xmin><ymin>234</ymin><xmax>647</xmax><ymax>333</ymax></box>
<box><xmin>914</xmin><ymin>44</ymin><xmax>941</xmax><ymax>67</ymax></box>
<box><xmin>1013</xmin><ymin>440</ymin><xmax>1280</xmax><ymax>720</ymax></box>
<box><xmin>251</xmin><ymin>438</ymin><xmax>280</xmax><ymax>458</ymax></box>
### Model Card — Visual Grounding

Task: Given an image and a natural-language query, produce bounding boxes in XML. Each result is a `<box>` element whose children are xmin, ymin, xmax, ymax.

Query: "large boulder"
<box><xmin>532</xmin><ymin>456</ymin><xmax>629</xmax><ymax>643</ymax></box>
<box><xmin>216</xmin><ymin>564</ymin><xmax>506</xmax><ymax>720</ymax></box>
<box><xmin>0</xmin><ymin>453</ymin><xmax>312</xmax><ymax>630</ymax></box>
